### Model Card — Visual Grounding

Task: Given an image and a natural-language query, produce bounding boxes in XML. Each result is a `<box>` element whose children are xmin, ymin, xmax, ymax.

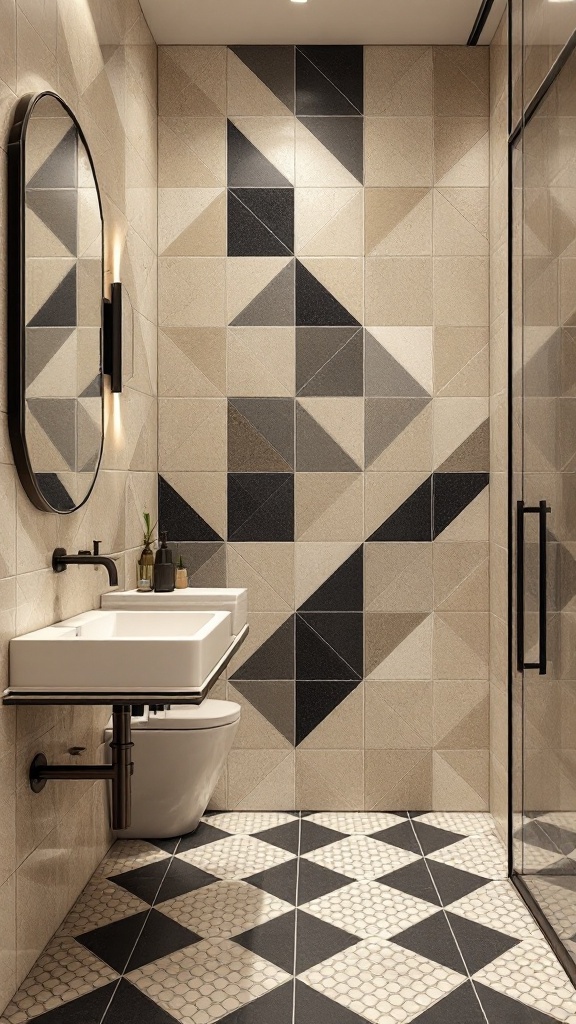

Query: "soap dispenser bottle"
<box><xmin>154</xmin><ymin>532</ymin><xmax>175</xmax><ymax>592</ymax></box>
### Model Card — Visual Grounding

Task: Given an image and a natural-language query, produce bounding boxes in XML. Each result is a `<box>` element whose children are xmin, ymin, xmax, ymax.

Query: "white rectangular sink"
<box><xmin>9</xmin><ymin>609</ymin><xmax>233</xmax><ymax>696</ymax></box>
<box><xmin>102</xmin><ymin>588</ymin><xmax>248</xmax><ymax>634</ymax></box>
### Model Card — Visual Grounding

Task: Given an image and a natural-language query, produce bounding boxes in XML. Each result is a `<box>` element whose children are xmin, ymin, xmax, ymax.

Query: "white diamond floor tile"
<box><xmin>177</xmin><ymin>834</ymin><xmax>294</xmax><ymax>879</ymax></box>
<box><xmin>157</xmin><ymin>880</ymin><xmax>293</xmax><ymax>939</ymax></box>
<box><xmin>302</xmin><ymin>835</ymin><xmax>420</xmax><ymax>880</ymax></box>
<box><xmin>415</xmin><ymin>812</ymin><xmax>495</xmax><ymax>836</ymax></box>
<box><xmin>201</xmin><ymin>812</ymin><xmax>297</xmax><ymax>835</ymax></box>
<box><xmin>299</xmin><ymin>936</ymin><xmax>465</xmax><ymax>1024</ymax></box>
<box><xmin>447</xmin><ymin>881</ymin><xmax>542</xmax><ymax>938</ymax></box>
<box><xmin>1</xmin><ymin>937</ymin><xmax>117</xmax><ymax>1023</ymax></box>
<box><xmin>473</xmin><ymin>937</ymin><xmax>576</xmax><ymax>1023</ymax></box>
<box><xmin>301</xmin><ymin>880</ymin><xmax>438</xmax><ymax>939</ymax></box>
<box><xmin>127</xmin><ymin>937</ymin><xmax>291</xmax><ymax>1024</ymax></box>
<box><xmin>523</xmin><ymin>878</ymin><xmax>576</xmax><ymax>938</ymax></box>
<box><xmin>305</xmin><ymin>812</ymin><xmax>406</xmax><ymax>835</ymax></box>
<box><xmin>56</xmin><ymin>876</ymin><xmax>148</xmax><ymax>937</ymax></box>
<box><xmin>537</xmin><ymin>814</ymin><xmax>576</xmax><ymax>834</ymax></box>
<box><xmin>521</xmin><ymin>844</ymin><xmax>571</xmax><ymax>873</ymax></box>
<box><xmin>427</xmin><ymin>833</ymin><xmax>508</xmax><ymax>879</ymax></box>
<box><xmin>96</xmin><ymin>839</ymin><xmax>168</xmax><ymax>878</ymax></box>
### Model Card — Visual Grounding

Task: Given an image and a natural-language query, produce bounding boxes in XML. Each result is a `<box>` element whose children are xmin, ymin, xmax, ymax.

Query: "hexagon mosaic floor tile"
<box><xmin>4</xmin><ymin>813</ymin><xmax>576</xmax><ymax>1024</ymax></box>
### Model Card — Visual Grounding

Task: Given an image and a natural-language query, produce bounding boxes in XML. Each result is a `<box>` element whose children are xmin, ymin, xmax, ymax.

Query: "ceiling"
<box><xmin>140</xmin><ymin>0</ymin><xmax>507</xmax><ymax>46</ymax></box>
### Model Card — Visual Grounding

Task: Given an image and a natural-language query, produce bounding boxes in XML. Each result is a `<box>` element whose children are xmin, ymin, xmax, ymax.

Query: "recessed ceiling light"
<box><xmin>291</xmin><ymin>0</ymin><xmax>308</xmax><ymax>5</ymax></box>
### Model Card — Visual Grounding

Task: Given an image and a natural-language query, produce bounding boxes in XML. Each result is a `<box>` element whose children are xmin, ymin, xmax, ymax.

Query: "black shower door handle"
<box><xmin>517</xmin><ymin>499</ymin><xmax>551</xmax><ymax>675</ymax></box>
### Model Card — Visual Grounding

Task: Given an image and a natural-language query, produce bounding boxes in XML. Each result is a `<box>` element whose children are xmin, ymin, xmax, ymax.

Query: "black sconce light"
<box><xmin>103</xmin><ymin>282</ymin><xmax>123</xmax><ymax>393</ymax></box>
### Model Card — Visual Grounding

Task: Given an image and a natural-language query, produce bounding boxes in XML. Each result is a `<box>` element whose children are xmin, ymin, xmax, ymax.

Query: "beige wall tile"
<box><xmin>433</xmin><ymin>47</ymin><xmax>489</xmax><ymax>116</ymax></box>
<box><xmin>0</xmin><ymin>874</ymin><xmax>15</xmax><ymax>1014</ymax></box>
<box><xmin>366</xmin><ymin>258</ymin><xmax>433</xmax><ymax>326</ymax></box>
<box><xmin>365</xmin><ymin>681</ymin><xmax>433</xmax><ymax>747</ymax></box>
<box><xmin>365</xmin><ymin>46</ymin><xmax>433</xmax><ymax>116</ymax></box>
<box><xmin>158</xmin><ymin>46</ymin><xmax>226</xmax><ymax>116</ymax></box>
<box><xmin>365</xmin><ymin>117</ymin><xmax>433</xmax><ymax>187</ymax></box>
<box><xmin>433</xmin><ymin>257</ymin><xmax>489</xmax><ymax>327</ymax></box>
<box><xmin>365</xmin><ymin>749</ymin><xmax>432</xmax><ymax>810</ymax></box>
<box><xmin>159</xmin><ymin>257</ymin><xmax>226</xmax><ymax>327</ymax></box>
<box><xmin>296</xmin><ymin>750</ymin><xmax>364</xmax><ymax>810</ymax></box>
<box><xmin>158</xmin><ymin>117</ymin><xmax>226</xmax><ymax>188</ymax></box>
<box><xmin>365</xmin><ymin>188</ymin><xmax>432</xmax><ymax>257</ymax></box>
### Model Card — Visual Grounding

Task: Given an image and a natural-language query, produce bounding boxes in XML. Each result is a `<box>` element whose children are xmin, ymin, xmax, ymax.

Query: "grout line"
<box><xmin>406</xmin><ymin>813</ymin><xmax>491</xmax><ymax>1024</ymax></box>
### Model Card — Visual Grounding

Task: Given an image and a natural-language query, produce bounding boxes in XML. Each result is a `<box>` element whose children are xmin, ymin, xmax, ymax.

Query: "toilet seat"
<box><xmin>132</xmin><ymin>699</ymin><xmax>241</xmax><ymax>730</ymax></box>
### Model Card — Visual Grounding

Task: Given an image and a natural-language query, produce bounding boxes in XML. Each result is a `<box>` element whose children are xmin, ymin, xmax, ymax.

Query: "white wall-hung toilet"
<box><xmin>105</xmin><ymin>700</ymin><xmax>240</xmax><ymax>839</ymax></box>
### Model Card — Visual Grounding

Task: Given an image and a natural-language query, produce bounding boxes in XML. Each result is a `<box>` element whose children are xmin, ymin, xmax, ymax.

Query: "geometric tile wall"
<box><xmin>158</xmin><ymin>44</ymin><xmax>490</xmax><ymax>812</ymax></box>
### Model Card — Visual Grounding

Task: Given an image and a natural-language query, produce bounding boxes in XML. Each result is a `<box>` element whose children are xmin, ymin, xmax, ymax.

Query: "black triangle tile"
<box><xmin>230</xmin><ymin>616</ymin><xmax>295</xmax><ymax>680</ymax></box>
<box><xmin>445</xmin><ymin>913</ymin><xmax>519</xmax><ymax>974</ymax></box>
<box><xmin>376</xmin><ymin>859</ymin><xmax>441</xmax><ymax>906</ymax></box>
<box><xmin>296</xmin><ymin>911</ymin><xmax>360</xmax><ymax>972</ymax></box>
<box><xmin>125</xmin><ymin>909</ymin><xmax>201</xmax><ymax>971</ymax></box>
<box><xmin>110</xmin><ymin>857</ymin><xmax>217</xmax><ymax>904</ymax></box>
<box><xmin>410</xmin><ymin>981</ymin><xmax>485</xmax><ymax>1023</ymax></box>
<box><xmin>297</xmin><ymin>117</ymin><xmax>363</xmax><ymax>183</ymax></box>
<box><xmin>296</xmin><ymin>859</ymin><xmax>354</xmax><ymax>905</ymax></box>
<box><xmin>526</xmin><ymin>820</ymin><xmax>576</xmax><ymax>855</ymax></box>
<box><xmin>432</xmin><ymin>473</ymin><xmax>489</xmax><ymax>539</ymax></box>
<box><xmin>370</xmin><ymin>821</ymin><xmax>421</xmax><ymax>854</ymax></box>
<box><xmin>299</xmin><ymin>548</ymin><xmax>363</xmax><ymax>611</ymax></box>
<box><xmin>296</xmin><ymin>49</ymin><xmax>361</xmax><ymax>116</ymax></box>
<box><xmin>231</xmin><ymin>188</ymin><xmax>294</xmax><ymax>253</ymax></box>
<box><xmin>299</xmin><ymin>820</ymin><xmax>348</xmax><ymax>854</ymax></box>
<box><xmin>295</xmin><ymin>403</ymin><xmax>361</xmax><ymax>472</ymax></box>
<box><xmin>159</xmin><ymin>475</ymin><xmax>222</xmax><ymax>542</ymax></box>
<box><xmin>27</xmin><ymin>982</ymin><xmax>117</xmax><ymax>1024</ymax></box>
<box><xmin>296</xmin><ymin>46</ymin><xmax>363</xmax><ymax>113</ymax></box>
<box><xmin>178</xmin><ymin>822</ymin><xmax>232</xmax><ymax>852</ymax></box>
<box><xmin>219</xmin><ymin>980</ymin><xmax>295</xmax><ymax>1023</ymax></box>
<box><xmin>296</xmin><ymin>617</ymin><xmax>361</xmax><ymax>681</ymax></box>
<box><xmin>295</xmin><ymin>980</ymin><xmax>369</xmax><ymax>1023</ymax></box>
<box><xmin>28</xmin><ymin>264</ymin><xmax>77</xmax><ymax>327</ymax></box>
<box><xmin>228</xmin><ymin>472</ymin><xmax>294</xmax><ymax>541</ymax></box>
<box><xmin>368</xmin><ymin>476</ymin><xmax>432</xmax><ymax>542</ymax></box>
<box><xmin>475</xmin><ymin>981</ymin><xmax>562</xmax><ymax>1023</ymax></box>
<box><xmin>296</xmin><ymin>680</ymin><xmax>360</xmax><ymax>743</ymax></box>
<box><xmin>228</xmin><ymin>192</ymin><xmax>292</xmax><ymax>257</ymax></box>
<box><xmin>235</xmin><ymin>909</ymin><xmax>296</xmax><ymax>972</ymax></box>
<box><xmin>35</xmin><ymin>473</ymin><xmax>74</xmax><ymax>512</ymax></box>
<box><xmin>296</xmin><ymin>326</ymin><xmax>363</xmax><ymax>397</ymax></box>
<box><xmin>412</xmin><ymin>822</ymin><xmax>468</xmax><ymax>855</ymax></box>
<box><xmin>296</xmin><ymin>260</ymin><xmax>360</xmax><ymax>327</ymax></box>
<box><xmin>231</xmin><ymin>260</ymin><xmax>295</xmax><ymax>327</ymax></box>
<box><xmin>145</xmin><ymin>837</ymin><xmax>181</xmax><ymax>854</ymax></box>
<box><xmin>390</xmin><ymin>911</ymin><xmax>467</xmax><ymax>974</ymax></box>
<box><xmin>298</xmin><ymin>612</ymin><xmax>363</xmax><ymax>676</ymax></box>
<box><xmin>228</xmin><ymin>120</ymin><xmax>292</xmax><ymax>187</ymax></box>
<box><xmin>245</xmin><ymin>857</ymin><xmax>299</xmax><ymax>904</ymax></box>
<box><xmin>232</xmin><ymin>680</ymin><xmax>295</xmax><ymax>743</ymax></box>
<box><xmin>255</xmin><ymin>819</ymin><xmax>301</xmax><ymax>854</ymax></box>
<box><xmin>426</xmin><ymin>860</ymin><xmax>490</xmax><ymax>905</ymax></box>
<box><xmin>102</xmin><ymin>979</ymin><xmax>181</xmax><ymax>1023</ymax></box>
<box><xmin>28</xmin><ymin>127</ymin><xmax>77</xmax><ymax>188</ymax></box>
<box><xmin>78</xmin><ymin>909</ymin><xmax>198</xmax><ymax>973</ymax></box>
<box><xmin>230</xmin><ymin>46</ymin><xmax>295</xmax><ymax>112</ymax></box>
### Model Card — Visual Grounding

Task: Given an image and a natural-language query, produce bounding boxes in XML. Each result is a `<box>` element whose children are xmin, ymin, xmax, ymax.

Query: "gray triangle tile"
<box><xmin>25</xmin><ymin>327</ymin><xmax>75</xmax><ymax>387</ymax></box>
<box><xmin>365</xmin><ymin>397</ymin><xmax>430</xmax><ymax>467</ymax></box>
<box><xmin>27</xmin><ymin>188</ymin><xmax>78</xmax><ymax>255</ymax></box>
<box><xmin>296</xmin><ymin>403</ymin><xmax>360</xmax><ymax>471</ymax></box>
<box><xmin>230</xmin><ymin>46</ymin><xmax>295</xmax><ymax>112</ymax></box>
<box><xmin>232</xmin><ymin>680</ymin><xmax>295</xmax><ymax>743</ymax></box>
<box><xmin>27</xmin><ymin>397</ymin><xmax>77</xmax><ymax>468</ymax></box>
<box><xmin>230</xmin><ymin>398</ymin><xmax>294</xmax><ymax>467</ymax></box>
<box><xmin>436</xmin><ymin>419</ymin><xmax>490</xmax><ymax>473</ymax></box>
<box><xmin>365</xmin><ymin>331</ymin><xmax>429</xmax><ymax>397</ymax></box>
<box><xmin>297</xmin><ymin>116</ymin><xmax>363</xmax><ymax>183</ymax></box>
<box><xmin>232</xmin><ymin>261</ymin><xmax>295</xmax><ymax>327</ymax></box>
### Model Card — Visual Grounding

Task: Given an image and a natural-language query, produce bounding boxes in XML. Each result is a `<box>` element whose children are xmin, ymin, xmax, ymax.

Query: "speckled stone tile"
<box><xmin>157</xmin><ymin>879</ymin><xmax>293</xmax><ymax>939</ymax></box>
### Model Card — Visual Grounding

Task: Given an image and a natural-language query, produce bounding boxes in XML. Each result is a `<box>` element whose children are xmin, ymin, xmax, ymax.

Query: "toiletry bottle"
<box><xmin>154</xmin><ymin>532</ymin><xmax>175</xmax><ymax>592</ymax></box>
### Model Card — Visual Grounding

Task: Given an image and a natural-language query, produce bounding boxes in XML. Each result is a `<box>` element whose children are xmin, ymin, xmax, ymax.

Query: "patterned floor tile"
<box><xmin>78</xmin><ymin>909</ymin><xmax>200</xmax><ymax>974</ymax></box>
<box><xmin>233</xmin><ymin>910</ymin><xmax>296</xmax><ymax>973</ymax></box>
<box><xmin>1</xmin><ymin>981</ymin><xmax>118</xmax><ymax>1024</ymax></box>
<box><xmin>112</xmin><ymin>858</ymin><xmax>218</xmax><ymax>905</ymax></box>
<box><xmin>473</xmin><ymin>937</ymin><xmax>576</xmax><ymax>1022</ymax></box>
<box><xmin>427</xmin><ymin>834</ymin><xmax>508</xmax><ymax>880</ymax></box>
<box><xmin>1</xmin><ymin>937</ymin><xmax>118</xmax><ymax>1023</ymax></box>
<box><xmin>299</xmin><ymin>936</ymin><xmax>465</xmax><ymax>1024</ymax></box>
<box><xmin>294</xmin><ymin>979</ymin><xmax>370</xmax><ymax>1023</ymax></box>
<box><xmin>414</xmin><ymin>812</ymin><xmax>495</xmax><ymax>836</ymax></box>
<box><xmin>425</xmin><ymin>860</ymin><xmax>491</xmax><ymax>905</ymax></box>
<box><xmin>178</xmin><ymin>835</ymin><xmax>295</xmax><ymax>879</ymax></box>
<box><xmin>178</xmin><ymin>823</ymin><xmax>232</xmax><ymax>852</ymax></box>
<box><xmin>409</xmin><ymin>980</ymin><xmax>485</xmax><ymax>1023</ymax></box>
<box><xmin>100</xmin><ymin>979</ymin><xmax>181</xmax><ymax>1023</ymax></box>
<box><xmin>303</xmin><ymin>835</ymin><xmax>420</xmax><ymax>879</ymax></box>
<box><xmin>445</xmin><ymin>912</ymin><xmax>520</xmax><ymax>974</ymax></box>
<box><xmin>158</xmin><ymin>880</ymin><xmax>293</xmax><ymax>939</ymax></box>
<box><xmin>96</xmin><ymin>840</ymin><xmax>169</xmax><ymax>878</ymax></box>
<box><xmin>127</xmin><ymin>937</ymin><xmax>291</xmax><ymax>1024</ymax></box>
<box><xmin>306</xmin><ymin>812</ymin><xmax>405</xmax><ymax>834</ymax></box>
<box><xmin>56</xmin><ymin>876</ymin><xmax>148</xmax><ymax>937</ymax></box>
<box><xmin>390</xmin><ymin>911</ymin><xmax>467</xmax><ymax>974</ymax></box>
<box><xmin>202</xmin><ymin>812</ymin><xmax>298</xmax><ymax>835</ymax></box>
<box><xmin>377</xmin><ymin>858</ymin><xmax>442</xmax><ymax>906</ymax></box>
<box><xmin>218</xmin><ymin>980</ymin><xmax>294</xmax><ymax>1023</ymax></box>
<box><xmin>524</xmin><ymin>877</ymin><xmax>576</xmax><ymax>939</ymax></box>
<box><xmin>475</xmin><ymin>980</ymin><xmax>565</xmax><ymax>1023</ymax></box>
<box><xmin>244</xmin><ymin>858</ymin><xmax>299</xmax><ymax>904</ymax></box>
<box><xmin>301</xmin><ymin>879</ymin><xmax>438</xmax><ymax>939</ymax></box>
<box><xmin>448</xmin><ymin>880</ymin><xmax>543</xmax><ymax>938</ymax></box>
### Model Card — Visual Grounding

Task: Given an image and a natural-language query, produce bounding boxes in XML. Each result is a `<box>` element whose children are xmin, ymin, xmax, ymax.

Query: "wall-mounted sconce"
<box><xmin>103</xmin><ymin>282</ymin><xmax>123</xmax><ymax>394</ymax></box>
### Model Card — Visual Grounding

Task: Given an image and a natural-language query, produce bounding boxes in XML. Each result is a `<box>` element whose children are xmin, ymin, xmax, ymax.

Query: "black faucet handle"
<box><xmin>93</xmin><ymin>540</ymin><xmax>101</xmax><ymax>556</ymax></box>
<box><xmin>78</xmin><ymin>549</ymin><xmax>91</xmax><ymax>556</ymax></box>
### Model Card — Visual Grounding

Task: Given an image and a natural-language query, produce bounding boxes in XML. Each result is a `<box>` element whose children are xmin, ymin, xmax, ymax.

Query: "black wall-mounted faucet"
<box><xmin>52</xmin><ymin>541</ymin><xmax>119</xmax><ymax>587</ymax></box>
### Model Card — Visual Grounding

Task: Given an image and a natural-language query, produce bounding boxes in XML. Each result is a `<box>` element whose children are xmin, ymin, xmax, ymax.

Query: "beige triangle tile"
<box><xmin>433</xmin><ymin>398</ymin><xmax>488</xmax><ymax>469</ymax></box>
<box><xmin>227</xmin><ymin>750</ymin><xmax>295</xmax><ymax>810</ymax></box>
<box><xmin>366</xmin><ymin>544</ymin><xmax>432</xmax><ymax>612</ymax></box>
<box><xmin>365</xmin><ymin>471</ymin><xmax>429</xmax><ymax>538</ymax></box>
<box><xmin>432</xmin><ymin>751</ymin><xmax>488</xmax><ymax>810</ymax></box>
<box><xmin>299</xmin><ymin>686</ymin><xmax>364</xmax><ymax>750</ymax></box>
<box><xmin>433</xmin><ymin>612</ymin><xmax>489</xmax><ymax>679</ymax></box>
<box><xmin>367</xmin><ymin>403</ymin><xmax>433</xmax><ymax>472</ymax></box>
<box><xmin>433</xmin><ymin>47</ymin><xmax>489</xmax><ymax>116</ymax></box>
<box><xmin>228</xmin><ymin>685</ymin><xmax>292</xmax><ymax>750</ymax></box>
<box><xmin>433</xmin><ymin>188</ymin><xmax>489</xmax><ymax>256</ymax></box>
<box><xmin>227</xmin><ymin>50</ymin><xmax>293</xmax><ymax>117</ymax></box>
<box><xmin>296</xmin><ymin>750</ymin><xmax>364</xmax><ymax>810</ymax></box>
<box><xmin>228</xmin><ymin>543</ymin><xmax>294</xmax><ymax>611</ymax></box>
<box><xmin>161</xmin><ymin>471</ymin><xmax>226</xmax><ymax>539</ymax></box>
<box><xmin>159</xmin><ymin>117</ymin><xmax>226</xmax><ymax>188</ymax></box>
<box><xmin>295</xmin><ymin>120</ymin><xmax>360</xmax><ymax>188</ymax></box>
<box><xmin>231</xmin><ymin>116</ymin><xmax>295</xmax><ymax>183</ymax></box>
<box><xmin>434</xmin><ymin>327</ymin><xmax>489</xmax><ymax>397</ymax></box>
<box><xmin>433</xmin><ymin>680</ymin><xmax>489</xmax><ymax>747</ymax></box>
<box><xmin>159</xmin><ymin>328</ymin><xmax>226</xmax><ymax>398</ymax></box>
<box><xmin>297</xmin><ymin>190</ymin><xmax>364</xmax><ymax>256</ymax></box>
<box><xmin>296</xmin><ymin>473</ymin><xmax>363</xmax><ymax>542</ymax></box>
<box><xmin>162</xmin><ymin>192</ymin><xmax>226</xmax><ymax>256</ymax></box>
<box><xmin>365</xmin><ymin>188</ymin><xmax>432</xmax><ymax>256</ymax></box>
<box><xmin>368</xmin><ymin>616</ymin><xmax>432</xmax><ymax>680</ymax></box>
<box><xmin>433</xmin><ymin>543</ymin><xmax>489</xmax><ymax>611</ymax></box>
<box><xmin>368</xmin><ymin>328</ymin><xmax>433</xmax><ymax>394</ymax></box>
<box><xmin>435</xmin><ymin>120</ymin><xmax>489</xmax><ymax>187</ymax></box>
<box><xmin>365</xmin><ymin>681</ymin><xmax>433</xmax><ymax>747</ymax></box>
<box><xmin>438</xmin><ymin>420</ymin><xmax>489</xmax><ymax>474</ymax></box>
<box><xmin>227</xmin><ymin>611</ymin><xmax>292</xmax><ymax>679</ymax></box>
<box><xmin>227</xmin><ymin>328</ymin><xmax>294</xmax><ymax>398</ymax></box>
<box><xmin>159</xmin><ymin>188</ymin><xmax>223</xmax><ymax>253</ymax></box>
<box><xmin>365</xmin><ymin>750</ymin><xmax>432</xmax><ymax>810</ymax></box>
<box><xmin>297</xmin><ymin>397</ymin><xmax>364</xmax><ymax>467</ymax></box>
<box><xmin>159</xmin><ymin>46</ymin><xmax>226</xmax><ymax>116</ymax></box>
<box><xmin>435</xmin><ymin>487</ymin><xmax>489</xmax><ymax>543</ymax></box>
<box><xmin>365</xmin><ymin>46</ymin><xmax>433</xmax><ymax>116</ymax></box>
<box><xmin>295</xmin><ymin>542</ymin><xmax>358</xmax><ymax>607</ymax></box>
<box><xmin>299</xmin><ymin>258</ymin><xmax>363</xmax><ymax>325</ymax></box>
<box><xmin>227</xmin><ymin>257</ymin><xmax>292</xmax><ymax>324</ymax></box>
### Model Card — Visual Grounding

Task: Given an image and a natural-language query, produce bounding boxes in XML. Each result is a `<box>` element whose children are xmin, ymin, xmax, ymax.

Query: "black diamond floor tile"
<box><xmin>295</xmin><ymin>911</ymin><xmax>359</xmax><ymax>972</ymax></box>
<box><xmin>112</xmin><ymin>857</ymin><xmax>218</xmax><ymax>904</ymax></box>
<box><xmin>255</xmin><ymin>818</ymin><xmax>348</xmax><ymax>856</ymax></box>
<box><xmin>299</xmin><ymin>820</ymin><xmax>348</xmax><ymax>854</ymax></box>
<box><xmin>411</xmin><ymin>981</ymin><xmax>485</xmax><ymax>1022</ymax></box>
<box><xmin>427</xmin><ymin>859</ymin><xmax>490</xmax><ymax>905</ymax></box>
<box><xmin>297</xmin><ymin>857</ymin><xmax>354</xmax><ymax>905</ymax></box>
<box><xmin>446</xmin><ymin>912</ymin><xmax>519</xmax><ymax>975</ymax></box>
<box><xmin>376</xmin><ymin>858</ymin><xmax>441</xmax><ymax>906</ymax></box>
<box><xmin>144</xmin><ymin>838</ymin><xmax>180</xmax><ymax>854</ymax></box>
<box><xmin>475</xmin><ymin>981</ymin><xmax>561</xmax><ymax>1023</ymax></box>
<box><xmin>78</xmin><ymin>912</ymin><xmax>150</xmax><ymax>973</ymax></box>
<box><xmin>218</xmin><ymin>981</ymin><xmax>294</xmax><ymax>1023</ymax></box>
<box><xmin>245</xmin><ymin>858</ymin><xmax>298</xmax><ymax>904</ymax></box>
<box><xmin>294</xmin><ymin>980</ymin><xmax>369</xmax><ymax>1022</ymax></box>
<box><xmin>390</xmin><ymin>911</ymin><xmax>467</xmax><ymax>974</ymax></box>
<box><xmin>103</xmin><ymin>979</ymin><xmax>180</xmax><ymax>1023</ymax></box>
<box><xmin>370</xmin><ymin>820</ymin><xmax>421</xmax><ymax>854</ymax></box>
<box><xmin>255</xmin><ymin>820</ymin><xmax>301</xmax><ymax>854</ymax></box>
<box><xmin>234</xmin><ymin>910</ymin><xmax>295</xmax><ymax>973</ymax></box>
<box><xmin>78</xmin><ymin>909</ymin><xmax>199</xmax><ymax>973</ymax></box>
<box><xmin>178</xmin><ymin>822</ymin><xmax>232</xmax><ymax>852</ymax></box>
<box><xmin>28</xmin><ymin>982</ymin><xmax>117</xmax><ymax>1024</ymax></box>
<box><xmin>125</xmin><ymin>909</ymin><xmax>201</xmax><ymax>971</ymax></box>
<box><xmin>412</xmin><ymin>822</ymin><xmax>467</xmax><ymax>855</ymax></box>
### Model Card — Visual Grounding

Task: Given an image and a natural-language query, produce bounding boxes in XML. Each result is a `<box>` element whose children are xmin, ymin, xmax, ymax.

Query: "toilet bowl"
<box><xmin>105</xmin><ymin>700</ymin><xmax>240</xmax><ymax>839</ymax></box>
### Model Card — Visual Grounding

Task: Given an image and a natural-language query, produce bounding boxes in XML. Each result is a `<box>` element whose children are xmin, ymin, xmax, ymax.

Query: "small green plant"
<box><xmin>178</xmin><ymin>555</ymin><xmax>185</xmax><ymax>570</ymax></box>
<box><xmin>142</xmin><ymin>511</ymin><xmax>157</xmax><ymax>547</ymax></box>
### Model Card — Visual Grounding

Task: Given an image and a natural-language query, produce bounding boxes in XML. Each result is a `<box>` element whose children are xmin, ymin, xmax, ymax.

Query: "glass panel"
<box><xmin>524</xmin><ymin>0</ymin><xmax>576</xmax><ymax>107</ymax></box>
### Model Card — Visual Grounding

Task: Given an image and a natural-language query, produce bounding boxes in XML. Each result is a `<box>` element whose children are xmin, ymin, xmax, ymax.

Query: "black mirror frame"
<box><xmin>7</xmin><ymin>90</ymin><xmax>105</xmax><ymax>515</ymax></box>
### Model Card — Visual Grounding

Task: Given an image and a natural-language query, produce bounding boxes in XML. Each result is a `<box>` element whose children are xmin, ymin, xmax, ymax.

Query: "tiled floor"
<box><xmin>4</xmin><ymin>812</ymin><xmax>576</xmax><ymax>1024</ymax></box>
<box><xmin>516</xmin><ymin>811</ymin><xmax>576</xmax><ymax>967</ymax></box>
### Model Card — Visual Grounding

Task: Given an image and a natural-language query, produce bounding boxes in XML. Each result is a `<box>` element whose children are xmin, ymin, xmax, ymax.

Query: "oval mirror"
<box><xmin>8</xmin><ymin>91</ymin><xmax>104</xmax><ymax>513</ymax></box>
